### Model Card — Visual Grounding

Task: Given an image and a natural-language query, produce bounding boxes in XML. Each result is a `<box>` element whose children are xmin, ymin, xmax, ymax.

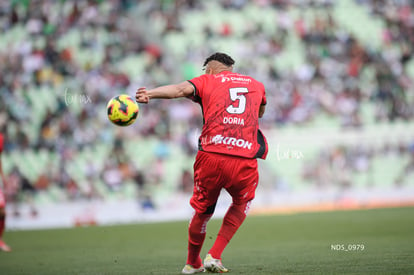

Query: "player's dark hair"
<box><xmin>203</xmin><ymin>52</ymin><xmax>235</xmax><ymax>67</ymax></box>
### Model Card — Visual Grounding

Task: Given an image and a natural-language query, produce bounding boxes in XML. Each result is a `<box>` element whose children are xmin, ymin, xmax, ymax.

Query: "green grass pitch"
<box><xmin>1</xmin><ymin>207</ymin><xmax>413</xmax><ymax>274</ymax></box>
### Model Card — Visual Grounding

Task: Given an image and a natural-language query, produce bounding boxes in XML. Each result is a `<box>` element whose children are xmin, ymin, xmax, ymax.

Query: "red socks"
<box><xmin>186</xmin><ymin>202</ymin><xmax>250</xmax><ymax>266</ymax></box>
<box><xmin>208</xmin><ymin>202</ymin><xmax>249</xmax><ymax>259</ymax></box>
<box><xmin>186</xmin><ymin>212</ymin><xmax>212</xmax><ymax>267</ymax></box>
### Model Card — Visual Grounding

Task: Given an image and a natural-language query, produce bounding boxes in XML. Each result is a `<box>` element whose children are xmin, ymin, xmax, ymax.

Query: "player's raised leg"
<box><xmin>206</xmin><ymin>157</ymin><xmax>258</xmax><ymax>272</ymax></box>
<box><xmin>204</xmin><ymin>201</ymin><xmax>250</xmax><ymax>273</ymax></box>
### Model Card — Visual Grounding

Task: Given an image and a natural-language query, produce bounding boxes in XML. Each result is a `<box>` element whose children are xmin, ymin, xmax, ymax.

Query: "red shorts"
<box><xmin>190</xmin><ymin>151</ymin><xmax>259</xmax><ymax>214</ymax></box>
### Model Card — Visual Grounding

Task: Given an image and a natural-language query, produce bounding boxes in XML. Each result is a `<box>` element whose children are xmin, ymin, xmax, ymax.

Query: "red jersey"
<box><xmin>188</xmin><ymin>71</ymin><xmax>268</xmax><ymax>159</ymax></box>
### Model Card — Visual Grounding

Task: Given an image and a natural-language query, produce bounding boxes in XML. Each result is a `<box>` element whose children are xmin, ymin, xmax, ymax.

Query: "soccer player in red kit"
<box><xmin>0</xmin><ymin>133</ymin><xmax>11</xmax><ymax>252</ymax></box>
<box><xmin>136</xmin><ymin>52</ymin><xmax>267</xmax><ymax>273</ymax></box>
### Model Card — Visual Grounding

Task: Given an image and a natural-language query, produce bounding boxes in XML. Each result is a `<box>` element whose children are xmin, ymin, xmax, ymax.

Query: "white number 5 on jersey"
<box><xmin>226</xmin><ymin>87</ymin><xmax>248</xmax><ymax>114</ymax></box>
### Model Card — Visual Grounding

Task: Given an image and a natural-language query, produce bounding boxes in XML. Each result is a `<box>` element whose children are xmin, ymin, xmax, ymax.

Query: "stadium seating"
<box><xmin>0</xmin><ymin>0</ymin><xmax>413</xmax><ymax>209</ymax></box>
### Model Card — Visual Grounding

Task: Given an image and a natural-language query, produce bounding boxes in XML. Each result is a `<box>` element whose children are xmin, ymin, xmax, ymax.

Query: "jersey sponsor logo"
<box><xmin>211</xmin><ymin>134</ymin><xmax>252</xmax><ymax>150</ymax></box>
<box><xmin>220</xmin><ymin>76</ymin><xmax>252</xmax><ymax>83</ymax></box>
<box><xmin>223</xmin><ymin>116</ymin><xmax>245</xmax><ymax>125</ymax></box>
<box><xmin>221</xmin><ymin>76</ymin><xmax>231</xmax><ymax>83</ymax></box>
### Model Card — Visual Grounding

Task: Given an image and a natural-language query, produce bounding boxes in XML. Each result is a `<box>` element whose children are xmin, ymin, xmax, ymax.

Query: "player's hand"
<box><xmin>136</xmin><ymin>87</ymin><xmax>150</xmax><ymax>104</ymax></box>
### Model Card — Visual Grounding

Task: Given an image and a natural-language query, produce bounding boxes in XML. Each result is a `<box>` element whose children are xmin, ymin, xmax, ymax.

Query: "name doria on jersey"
<box><xmin>223</xmin><ymin>116</ymin><xmax>244</xmax><ymax>125</ymax></box>
<box><xmin>212</xmin><ymin>134</ymin><xmax>252</xmax><ymax>150</ymax></box>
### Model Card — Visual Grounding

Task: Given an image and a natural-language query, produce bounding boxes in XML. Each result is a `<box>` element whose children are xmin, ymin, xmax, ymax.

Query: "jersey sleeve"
<box><xmin>186</xmin><ymin>74</ymin><xmax>209</xmax><ymax>103</ymax></box>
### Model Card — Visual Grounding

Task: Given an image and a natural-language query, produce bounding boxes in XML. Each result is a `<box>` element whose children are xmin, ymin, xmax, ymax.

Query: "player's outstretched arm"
<box><xmin>136</xmin><ymin>81</ymin><xmax>194</xmax><ymax>104</ymax></box>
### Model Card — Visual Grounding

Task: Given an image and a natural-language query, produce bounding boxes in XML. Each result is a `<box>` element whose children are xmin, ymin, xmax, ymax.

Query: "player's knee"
<box><xmin>203</xmin><ymin>203</ymin><xmax>217</xmax><ymax>215</ymax></box>
<box><xmin>190</xmin><ymin>199</ymin><xmax>217</xmax><ymax>215</ymax></box>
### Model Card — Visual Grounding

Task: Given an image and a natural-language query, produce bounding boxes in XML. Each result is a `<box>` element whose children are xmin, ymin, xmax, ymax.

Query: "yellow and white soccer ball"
<box><xmin>107</xmin><ymin>94</ymin><xmax>139</xmax><ymax>126</ymax></box>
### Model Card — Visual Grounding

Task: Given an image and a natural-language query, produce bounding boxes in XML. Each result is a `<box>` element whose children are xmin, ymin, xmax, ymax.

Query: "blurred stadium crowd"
<box><xmin>0</xmin><ymin>0</ymin><xmax>413</xmax><ymax>214</ymax></box>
